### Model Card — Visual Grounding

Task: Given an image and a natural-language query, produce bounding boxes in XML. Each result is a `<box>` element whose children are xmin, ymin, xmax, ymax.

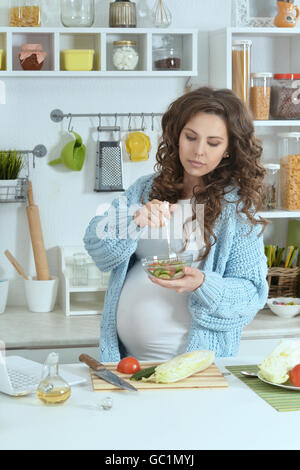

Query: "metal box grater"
<box><xmin>95</xmin><ymin>140</ymin><xmax>125</xmax><ymax>192</ymax></box>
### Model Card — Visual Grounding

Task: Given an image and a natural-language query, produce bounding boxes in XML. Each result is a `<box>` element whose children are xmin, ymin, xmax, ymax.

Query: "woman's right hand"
<box><xmin>133</xmin><ymin>200</ymin><xmax>177</xmax><ymax>228</ymax></box>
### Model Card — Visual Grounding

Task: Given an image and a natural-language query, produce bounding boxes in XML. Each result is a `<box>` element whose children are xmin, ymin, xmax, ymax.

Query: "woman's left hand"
<box><xmin>149</xmin><ymin>266</ymin><xmax>205</xmax><ymax>293</ymax></box>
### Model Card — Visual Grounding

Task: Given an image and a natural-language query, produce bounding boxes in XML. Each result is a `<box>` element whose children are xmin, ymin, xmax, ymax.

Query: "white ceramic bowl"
<box><xmin>267</xmin><ymin>297</ymin><xmax>300</xmax><ymax>318</ymax></box>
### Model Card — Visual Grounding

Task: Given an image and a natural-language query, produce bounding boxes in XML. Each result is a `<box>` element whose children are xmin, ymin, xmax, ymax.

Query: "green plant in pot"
<box><xmin>0</xmin><ymin>150</ymin><xmax>23</xmax><ymax>181</ymax></box>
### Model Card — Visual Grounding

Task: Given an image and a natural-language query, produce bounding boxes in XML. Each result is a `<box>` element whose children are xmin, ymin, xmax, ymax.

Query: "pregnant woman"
<box><xmin>84</xmin><ymin>86</ymin><xmax>269</xmax><ymax>362</ymax></box>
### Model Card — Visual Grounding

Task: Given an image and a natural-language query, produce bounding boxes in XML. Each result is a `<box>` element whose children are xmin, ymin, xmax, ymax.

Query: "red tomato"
<box><xmin>289</xmin><ymin>364</ymin><xmax>300</xmax><ymax>387</ymax></box>
<box><xmin>117</xmin><ymin>357</ymin><xmax>141</xmax><ymax>374</ymax></box>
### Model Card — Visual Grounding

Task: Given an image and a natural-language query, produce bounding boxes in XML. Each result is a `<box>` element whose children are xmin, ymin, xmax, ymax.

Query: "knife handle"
<box><xmin>79</xmin><ymin>354</ymin><xmax>105</xmax><ymax>371</ymax></box>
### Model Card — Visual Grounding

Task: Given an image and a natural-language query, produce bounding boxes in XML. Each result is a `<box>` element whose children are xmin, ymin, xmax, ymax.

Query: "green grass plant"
<box><xmin>0</xmin><ymin>150</ymin><xmax>23</xmax><ymax>180</ymax></box>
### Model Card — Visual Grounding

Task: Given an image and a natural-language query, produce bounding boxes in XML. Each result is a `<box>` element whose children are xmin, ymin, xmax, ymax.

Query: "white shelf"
<box><xmin>254</xmin><ymin>120</ymin><xmax>300</xmax><ymax>127</ymax></box>
<box><xmin>0</xmin><ymin>27</ymin><xmax>198</xmax><ymax>77</ymax></box>
<box><xmin>58</xmin><ymin>246</ymin><xmax>110</xmax><ymax>316</ymax></box>
<box><xmin>69</xmin><ymin>279</ymin><xmax>107</xmax><ymax>293</ymax></box>
<box><xmin>258</xmin><ymin>210</ymin><xmax>300</xmax><ymax>219</ymax></box>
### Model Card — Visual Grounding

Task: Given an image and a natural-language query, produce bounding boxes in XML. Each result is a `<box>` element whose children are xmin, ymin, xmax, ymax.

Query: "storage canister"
<box><xmin>232</xmin><ymin>39</ymin><xmax>252</xmax><ymax>106</ymax></box>
<box><xmin>250</xmin><ymin>73</ymin><xmax>272</xmax><ymax>120</ymax></box>
<box><xmin>262</xmin><ymin>163</ymin><xmax>280</xmax><ymax>210</ymax></box>
<box><xmin>9</xmin><ymin>0</ymin><xmax>41</xmax><ymax>27</ymax></box>
<box><xmin>278</xmin><ymin>132</ymin><xmax>300</xmax><ymax>210</ymax></box>
<box><xmin>112</xmin><ymin>40</ymin><xmax>139</xmax><ymax>70</ymax></box>
<box><xmin>270</xmin><ymin>74</ymin><xmax>300</xmax><ymax>119</ymax></box>
<box><xmin>153</xmin><ymin>35</ymin><xmax>181</xmax><ymax>70</ymax></box>
<box><xmin>109</xmin><ymin>0</ymin><xmax>136</xmax><ymax>27</ymax></box>
<box><xmin>61</xmin><ymin>0</ymin><xmax>95</xmax><ymax>27</ymax></box>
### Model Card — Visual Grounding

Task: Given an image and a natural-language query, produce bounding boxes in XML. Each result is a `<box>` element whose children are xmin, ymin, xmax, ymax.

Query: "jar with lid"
<box><xmin>112</xmin><ymin>41</ymin><xmax>139</xmax><ymax>70</ymax></box>
<box><xmin>250</xmin><ymin>73</ymin><xmax>272</xmax><ymax>120</ymax></box>
<box><xmin>278</xmin><ymin>132</ymin><xmax>300</xmax><ymax>210</ymax></box>
<box><xmin>9</xmin><ymin>0</ymin><xmax>41</xmax><ymax>27</ymax></box>
<box><xmin>153</xmin><ymin>36</ymin><xmax>181</xmax><ymax>71</ymax></box>
<box><xmin>262</xmin><ymin>163</ymin><xmax>280</xmax><ymax>210</ymax></box>
<box><xmin>270</xmin><ymin>74</ymin><xmax>300</xmax><ymax>120</ymax></box>
<box><xmin>61</xmin><ymin>0</ymin><xmax>95</xmax><ymax>27</ymax></box>
<box><xmin>232</xmin><ymin>40</ymin><xmax>252</xmax><ymax>106</ymax></box>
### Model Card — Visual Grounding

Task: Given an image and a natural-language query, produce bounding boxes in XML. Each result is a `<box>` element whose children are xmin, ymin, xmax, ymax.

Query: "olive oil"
<box><xmin>36</xmin><ymin>386</ymin><xmax>71</xmax><ymax>405</ymax></box>
<box><xmin>36</xmin><ymin>352</ymin><xmax>71</xmax><ymax>405</ymax></box>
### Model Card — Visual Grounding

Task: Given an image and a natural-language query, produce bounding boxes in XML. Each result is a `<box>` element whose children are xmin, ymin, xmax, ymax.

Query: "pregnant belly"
<box><xmin>116</xmin><ymin>263</ymin><xmax>190</xmax><ymax>360</ymax></box>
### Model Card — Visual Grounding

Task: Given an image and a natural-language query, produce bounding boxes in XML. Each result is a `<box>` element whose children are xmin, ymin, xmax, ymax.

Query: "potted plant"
<box><xmin>0</xmin><ymin>150</ymin><xmax>23</xmax><ymax>200</ymax></box>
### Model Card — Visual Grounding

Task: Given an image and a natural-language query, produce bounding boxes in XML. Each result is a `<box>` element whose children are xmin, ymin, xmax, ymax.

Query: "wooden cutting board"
<box><xmin>90</xmin><ymin>362</ymin><xmax>228</xmax><ymax>391</ymax></box>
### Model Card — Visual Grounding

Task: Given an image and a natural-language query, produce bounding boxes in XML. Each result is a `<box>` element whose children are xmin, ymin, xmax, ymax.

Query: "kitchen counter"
<box><xmin>1</xmin><ymin>306</ymin><xmax>300</xmax><ymax>351</ymax></box>
<box><xmin>1</xmin><ymin>337</ymin><xmax>300</xmax><ymax>451</ymax></box>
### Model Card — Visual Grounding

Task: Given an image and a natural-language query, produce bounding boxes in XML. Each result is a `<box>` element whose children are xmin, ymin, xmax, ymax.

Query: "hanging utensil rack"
<box><xmin>50</xmin><ymin>109</ymin><xmax>163</xmax><ymax>131</ymax></box>
<box><xmin>0</xmin><ymin>144</ymin><xmax>47</xmax><ymax>203</ymax></box>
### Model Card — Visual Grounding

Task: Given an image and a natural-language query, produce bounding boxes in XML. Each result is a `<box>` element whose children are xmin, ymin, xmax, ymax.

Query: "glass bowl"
<box><xmin>141</xmin><ymin>254</ymin><xmax>193</xmax><ymax>281</ymax></box>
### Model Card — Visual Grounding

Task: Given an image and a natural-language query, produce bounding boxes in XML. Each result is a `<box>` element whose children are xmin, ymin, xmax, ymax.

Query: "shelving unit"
<box><xmin>209</xmin><ymin>27</ymin><xmax>300</xmax><ymax>251</ymax></box>
<box><xmin>58</xmin><ymin>246</ymin><xmax>110</xmax><ymax>316</ymax></box>
<box><xmin>0</xmin><ymin>27</ymin><xmax>198</xmax><ymax>77</ymax></box>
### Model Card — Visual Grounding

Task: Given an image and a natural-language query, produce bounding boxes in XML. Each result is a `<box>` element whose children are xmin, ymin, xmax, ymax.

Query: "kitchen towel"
<box><xmin>226</xmin><ymin>365</ymin><xmax>300</xmax><ymax>412</ymax></box>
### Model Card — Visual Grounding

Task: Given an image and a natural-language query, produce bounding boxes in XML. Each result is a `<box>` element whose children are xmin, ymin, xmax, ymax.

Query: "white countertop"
<box><xmin>1</xmin><ymin>337</ymin><xmax>300</xmax><ymax>451</ymax></box>
<box><xmin>1</xmin><ymin>307</ymin><xmax>300</xmax><ymax>350</ymax></box>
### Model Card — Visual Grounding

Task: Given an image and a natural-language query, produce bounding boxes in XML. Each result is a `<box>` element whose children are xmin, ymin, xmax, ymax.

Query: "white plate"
<box><xmin>258</xmin><ymin>372</ymin><xmax>300</xmax><ymax>391</ymax></box>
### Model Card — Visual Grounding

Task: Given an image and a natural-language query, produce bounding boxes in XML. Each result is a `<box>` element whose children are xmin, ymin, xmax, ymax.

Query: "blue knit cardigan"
<box><xmin>84</xmin><ymin>173</ymin><xmax>269</xmax><ymax>361</ymax></box>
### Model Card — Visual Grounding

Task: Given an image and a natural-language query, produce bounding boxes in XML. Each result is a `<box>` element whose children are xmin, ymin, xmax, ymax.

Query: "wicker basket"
<box><xmin>267</xmin><ymin>267</ymin><xmax>300</xmax><ymax>298</ymax></box>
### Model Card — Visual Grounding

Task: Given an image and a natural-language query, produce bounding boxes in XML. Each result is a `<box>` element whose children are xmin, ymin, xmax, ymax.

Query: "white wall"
<box><xmin>0</xmin><ymin>0</ymin><xmax>232</xmax><ymax>306</ymax></box>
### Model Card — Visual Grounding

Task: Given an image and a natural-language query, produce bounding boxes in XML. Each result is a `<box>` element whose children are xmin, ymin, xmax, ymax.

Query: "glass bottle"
<box><xmin>152</xmin><ymin>0</ymin><xmax>172</xmax><ymax>28</ymax></box>
<box><xmin>61</xmin><ymin>0</ymin><xmax>95</xmax><ymax>27</ymax></box>
<box><xmin>9</xmin><ymin>0</ymin><xmax>41</xmax><ymax>27</ymax></box>
<box><xmin>36</xmin><ymin>353</ymin><xmax>71</xmax><ymax>405</ymax></box>
<box><xmin>262</xmin><ymin>163</ymin><xmax>280</xmax><ymax>210</ymax></box>
<box><xmin>232</xmin><ymin>40</ymin><xmax>252</xmax><ymax>107</ymax></box>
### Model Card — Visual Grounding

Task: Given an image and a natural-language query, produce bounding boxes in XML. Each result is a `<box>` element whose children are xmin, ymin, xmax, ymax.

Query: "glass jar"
<box><xmin>278</xmin><ymin>132</ymin><xmax>300</xmax><ymax>210</ymax></box>
<box><xmin>232</xmin><ymin>39</ymin><xmax>252</xmax><ymax>106</ymax></box>
<box><xmin>250</xmin><ymin>73</ymin><xmax>272</xmax><ymax>120</ymax></box>
<box><xmin>270</xmin><ymin>73</ymin><xmax>300</xmax><ymax>120</ymax></box>
<box><xmin>18</xmin><ymin>43</ymin><xmax>47</xmax><ymax>70</ymax></box>
<box><xmin>9</xmin><ymin>0</ymin><xmax>41</xmax><ymax>27</ymax></box>
<box><xmin>153</xmin><ymin>36</ymin><xmax>181</xmax><ymax>70</ymax></box>
<box><xmin>61</xmin><ymin>0</ymin><xmax>95</xmax><ymax>27</ymax></box>
<box><xmin>112</xmin><ymin>40</ymin><xmax>139</xmax><ymax>70</ymax></box>
<box><xmin>72</xmin><ymin>252</ymin><xmax>88</xmax><ymax>286</ymax></box>
<box><xmin>262</xmin><ymin>163</ymin><xmax>280</xmax><ymax>210</ymax></box>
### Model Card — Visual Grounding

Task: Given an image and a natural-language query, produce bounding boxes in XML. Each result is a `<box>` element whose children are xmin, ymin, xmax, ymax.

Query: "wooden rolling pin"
<box><xmin>4</xmin><ymin>250</ymin><xmax>29</xmax><ymax>280</ymax></box>
<box><xmin>26</xmin><ymin>181</ymin><xmax>50</xmax><ymax>280</ymax></box>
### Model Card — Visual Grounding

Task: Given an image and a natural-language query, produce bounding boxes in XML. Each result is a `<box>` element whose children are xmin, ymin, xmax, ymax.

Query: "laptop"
<box><xmin>0</xmin><ymin>354</ymin><xmax>87</xmax><ymax>397</ymax></box>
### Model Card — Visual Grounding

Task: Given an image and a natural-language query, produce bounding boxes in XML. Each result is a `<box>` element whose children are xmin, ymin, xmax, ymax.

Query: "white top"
<box><xmin>116</xmin><ymin>200</ymin><xmax>202</xmax><ymax>361</ymax></box>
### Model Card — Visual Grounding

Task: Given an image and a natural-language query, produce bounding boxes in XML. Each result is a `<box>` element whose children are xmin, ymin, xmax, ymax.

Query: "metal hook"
<box><xmin>151</xmin><ymin>113</ymin><xmax>154</xmax><ymax>132</ymax></box>
<box><xmin>114</xmin><ymin>113</ymin><xmax>118</xmax><ymax>127</ymax></box>
<box><xmin>68</xmin><ymin>114</ymin><xmax>74</xmax><ymax>132</ymax></box>
<box><xmin>97</xmin><ymin>113</ymin><xmax>102</xmax><ymax>132</ymax></box>
<box><xmin>128</xmin><ymin>113</ymin><xmax>132</xmax><ymax>131</ymax></box>
<box><xmin>141</xmin><ymin>113</ymin><xmax>145</xmax><ymax>131</ymax></box>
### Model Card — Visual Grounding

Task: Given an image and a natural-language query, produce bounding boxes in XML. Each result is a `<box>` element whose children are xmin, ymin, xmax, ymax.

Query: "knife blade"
<box><xmin>79</xmin><ymin>354</ymin><xmax>138</xmax><ymax>392</ymax></box>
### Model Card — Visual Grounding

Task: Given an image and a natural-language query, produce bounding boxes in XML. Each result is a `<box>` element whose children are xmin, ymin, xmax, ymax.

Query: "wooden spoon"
<box><xmin>4</xmin><ymin>250</ymin><xmax>29</xmax><ymax>280</ymax></box>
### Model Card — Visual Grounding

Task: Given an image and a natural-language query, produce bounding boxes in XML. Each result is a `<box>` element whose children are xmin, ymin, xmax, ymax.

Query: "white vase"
<box><xmin>0</xmin><ymin>280</ymin><xmax>9</xmax><ymax>314</ymax></box>
<box><xmin>24</xmin><ymin>276</ymin><xmax>59</xmax><ymax>313</ymax></box>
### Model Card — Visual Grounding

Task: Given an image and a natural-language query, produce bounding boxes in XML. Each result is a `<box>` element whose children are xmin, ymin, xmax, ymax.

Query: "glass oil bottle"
<box><xmin>36</xmin><ymin>352</ymin><xmax>71</xmax><ymax>405</ymax></box>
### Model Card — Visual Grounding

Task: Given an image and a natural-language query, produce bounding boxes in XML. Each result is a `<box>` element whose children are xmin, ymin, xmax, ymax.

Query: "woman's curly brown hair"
<box><xmin>149</xmin><ymin>86</ymin><xmax>269</xmax><ymax>260</ymax></box>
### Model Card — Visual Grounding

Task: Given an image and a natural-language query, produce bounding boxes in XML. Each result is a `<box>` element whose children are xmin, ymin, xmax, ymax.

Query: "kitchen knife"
<box><xmin>79</xmin><ymin>354</ymin><xmax>138</xmax><ymax>392</ymax></box>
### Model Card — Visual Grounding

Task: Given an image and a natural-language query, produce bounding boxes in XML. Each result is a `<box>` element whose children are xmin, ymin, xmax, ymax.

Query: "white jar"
<box><xmin>112</xmin><ymin>40</ymin><xmax>139</xmax><ymax>71</ymax></box>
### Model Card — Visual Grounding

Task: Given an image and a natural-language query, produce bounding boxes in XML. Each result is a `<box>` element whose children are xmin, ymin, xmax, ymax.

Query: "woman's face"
<box><xmin>178</xmin><ymin>112</ymin><xmax>229</xmax><ymax>182</ymax></box>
